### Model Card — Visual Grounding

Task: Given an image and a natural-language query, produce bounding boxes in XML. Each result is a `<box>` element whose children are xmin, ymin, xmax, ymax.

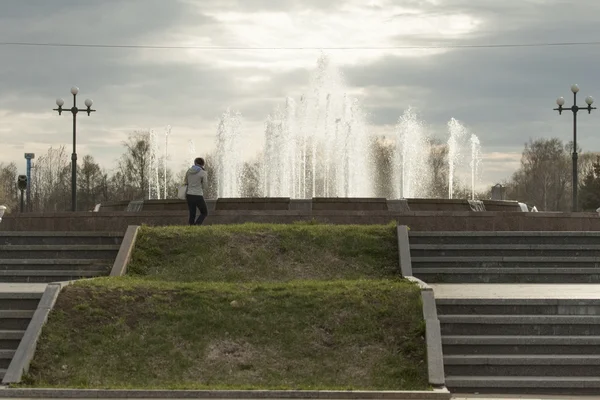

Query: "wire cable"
<box><xmin>1</xmin><ymin>41</ymin><xmax>600</xmax><ymax>50</ymax></box>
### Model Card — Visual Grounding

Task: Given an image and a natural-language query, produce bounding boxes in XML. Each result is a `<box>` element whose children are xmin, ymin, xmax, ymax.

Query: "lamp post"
<box><xmin>53</xmin><ymin>87</ymin><xmax>96</xmax><ymax>212</ymax></box>
<box><xmin>554</xmin><ymin>84</ymin><xmax>596</xmax><ymax>212</ymax></box>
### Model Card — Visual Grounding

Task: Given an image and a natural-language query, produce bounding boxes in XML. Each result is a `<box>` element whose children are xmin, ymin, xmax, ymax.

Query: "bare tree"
<box><xmin>30</xmin><ymin>146</ymin><xmax>70</xmax><ymax>212</ymax></box>
<box><xmin>0</xmin><ymin>163</ymin><xmax>18</xmax><ymax>212</ymax></box>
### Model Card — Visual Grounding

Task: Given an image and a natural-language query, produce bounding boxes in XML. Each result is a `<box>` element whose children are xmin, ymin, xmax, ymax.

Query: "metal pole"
<box><xmin>20</xmin><ymin>190</ymin><xmax>24</xmax><ymax>213</ymax></box>
<box><xmin>26</xmin><ymin>158</ymin><xmax>31</xmax><ymax>211</ymax></box>
<box><xmin>71</xmin><ymin>94</ymin><xmax>78</xmax><ymax>212</ymax></box>
<box><xmin>572</xmin><ymin>91</ymin><xmax>578</xmax><ymax>212</ymax></box>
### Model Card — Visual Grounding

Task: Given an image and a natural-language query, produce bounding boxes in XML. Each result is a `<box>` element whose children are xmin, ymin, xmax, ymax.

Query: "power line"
<box><xmin>1</xmin><ymin>40</ymin><xmax>600</xmax><ymax>50</ymax></box>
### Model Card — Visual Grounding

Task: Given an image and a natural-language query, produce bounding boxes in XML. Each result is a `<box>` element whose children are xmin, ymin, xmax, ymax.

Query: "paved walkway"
<box><xmin>453</xmin><ymin>395</ymin><xmax>600</xmax><ymax>400</ymax></box>
<box><xmin>0</xmin><ymin>283</ymin><xmax>47</xmax><ymax>293</ymax></box>
<box><xmin>431</xmin><ymin>284</ymin><xmax>600</xmax><ymax>299</ymax></box>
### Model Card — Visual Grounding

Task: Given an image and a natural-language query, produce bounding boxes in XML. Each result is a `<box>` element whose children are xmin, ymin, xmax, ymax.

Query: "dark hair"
<box><xmin>194</xmin><ymin>157</ymin><xmax>205</xmax><ymax>167</ymax></box>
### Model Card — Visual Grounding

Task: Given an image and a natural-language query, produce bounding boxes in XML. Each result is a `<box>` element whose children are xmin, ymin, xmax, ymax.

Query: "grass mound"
<box><xmin>23</xmin><ymin>278</ymin><xmax>427</xmax><ymax>390</ymax></box>
<box><xmin>127</xmin><ymin>223</ymin><xmax>399</xmax><ymax>282</ymax></box>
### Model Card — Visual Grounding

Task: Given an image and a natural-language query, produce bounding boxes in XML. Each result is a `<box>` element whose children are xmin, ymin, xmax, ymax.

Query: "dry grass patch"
<box><xmin>127</xmin><ymin>223</ymin><xmax>399</xmax><ymax>282</ymax></box>
<box><xmin>21</xmin><ymin>278</ymin><xmax>428</xmax><ymax>391</ymax></box>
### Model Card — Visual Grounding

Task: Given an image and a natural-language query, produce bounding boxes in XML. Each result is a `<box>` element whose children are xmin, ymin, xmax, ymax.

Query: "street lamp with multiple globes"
<box><xmin>554</xmin><ymin>84</ymin><xmax>596</xmax><ymax>212</ymax></box>
<box><xmin>53</xmin><ymin>87</ymin><xmax>96</xmax><ymax>212</ymax></box>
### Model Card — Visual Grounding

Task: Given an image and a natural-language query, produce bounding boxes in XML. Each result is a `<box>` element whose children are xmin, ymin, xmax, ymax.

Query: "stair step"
<box><xmin>442</xmin><ymin>335</ymin><xmax>600</xmax><ymax>355</ymax></box>
<box><xmin>0</xmin><ymin>245</ymin><xmax>120</xmax><ymax>259</ymax></box>
<box><xmin>0</xmin><ymin>331</ymin><xmax>25</xmax><ymax>340</ymax></box>
<box><xmin>416</xmin><ymin>267</ymin><xmax>600</xmax><ymax>274</ymax></box>
<box><xmin>411</xmin><ymin>244</ymin><xmax>600</xmax><ymax>257</ymax></box>
<box><xmin>440</xmin><ymin>315</ymin><xmax>600</xmax><ymax>324</ymax></box>
<box><xmin>0</xmin><ymin>232</ymin><xmax>123</xmax><ymax>246</ymax></box>
<box><xmin>0</xmin><ymin>260</ymin><xmax>111</xmax><ymax>272</ymax></box>
<box><xmin>410</xmin><ymin>231</ymin><xmax>600</xmax><ymax>237</ymax></box>
<box><xmin>412</xmin><ymin>256</ymin><xmax>600</xmax><ymax>263</ymax></box>
<box><xmin>446</xmin><ymin>375</ymin><xmax>600</xmax><ymax>388</ymax></box>
<box><xmin>0</xmin><ymin>330</ymin><xmax>26</xmax><ymax>350</ymax></box>
<box><xmin>413</xmin><ymin>244</ymin><xmax>600</xmax><ymax>250</ymax></box>
<box><xmin>445</xmin><ymin>354</ymin><xmax>600</xmax><ymax>365</ymax></box>
<box><xmin>440</xmin><ymin>315</ymin><xmax>600</xmax><ymax>335</ymax></box>
<box><xmin>409</xmin><ymin>231</ymin><xmax>600</xmax><ymax>245</ymax></box>
<box><xmin>415</xmin><ymin>267</ymin><xmax>600</xmax><ymax>283</ymax></box>
<box><xmin>0</xmin><ymin>245</ymin><xmax>120</xmax><ymax>251</ymax></box>
<box><xmin>0</xmin><ymin>311</ymin><xmax>36</xmax><ymax>318</ymax></box>
<box><xmin>0</xmin><ymin>259</ymin><xmax>109</xmax><ymax>265</ymax></box>
<box><xmin>437</xmin><ymin>298</ymin><xmax>600</xmax><ymax>315</ymax></box>
<box><xmin>443</xmin><ymin>335</ymin><xmax>600</xmax><ymax>345</ymax></box>
<box><xmin>0</xmin><ymin>270</ymin><xmax>105</xmax><ymax>277</ymax></box>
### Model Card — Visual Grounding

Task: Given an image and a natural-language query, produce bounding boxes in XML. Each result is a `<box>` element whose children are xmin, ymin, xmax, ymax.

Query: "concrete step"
<box><xmin>446</xmin><ymin>375</ymin><xmax>600</xmax><ymax>393</ymax></box>
<box><xmin>0</xmin><ymin>292</ymin><xmax>42</xmax><ymax>310</ymax></box>
<box><xmin>0</xmin><ymin>273</ymin><xmax>107</xmax><ymax>283</ymax></box>
<box><xmin>409</xmin><ymin>231</ymin><xmax>600</xmax><ymax>245</ymax></box>
<box><xmin>0</xmin><ymin>330</ymin><xmax>26</xmax><ymax>350</ymax></box>
<box><xmin>0</xmin><ymin>232</ymin><xmax>123</xmax><ymax>246</ymax></box>
<box><xmin>410</xmin><ymin>244</ymin><xmax>600</xmax><ymax>257</ymax></box>
<box><xmin>444</xmin><ymin>354</ymin><xmax>600</xmax><ymax>377</ymax></box>
<box><xmin>415</xmin><ymin>267</ymin><xmax>600</xmax><ymax>283</ymax></box>
<box><xmin>439</xmin><ymin>314</ymin><xmax>600</xmax><ymax>335</ymax></box>
<box><xmin>0</xmin><ymin>310</ymin><xmax>35</xmax><ymax>330</ymax></box>
<box><xmin>0</xmin><ymin>350</ymin><xmax>16</xmax><ymax>369</ymax></box>
<box><xmin>436</xmin><ymin>298</ymin><xmax>600</xmax><ymax>316</ymax></box>
<box><xmin>0</xmin><ymin>245</ymin><xmax>120</xmax><ymax>259</ymax></box>
<box><xmin>411</xmin><ymin>256</ymin><xmax>600</xmax><ymax>268</ymax></box>
<box><xmin>0</xmin><ymin>259</ymin><xmax>111</xmax><ymax>272</ymax></box>
<box><xmin>442</xmin><ymin>335</ymin><xmax>600</xmax><ymax>355</ymax></box>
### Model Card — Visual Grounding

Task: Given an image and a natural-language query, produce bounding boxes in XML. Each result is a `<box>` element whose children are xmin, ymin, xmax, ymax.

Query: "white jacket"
<box><xmin>185</xmin><ymin>165</ymin><xmax>207</xmax><ymax>196</ymax></box>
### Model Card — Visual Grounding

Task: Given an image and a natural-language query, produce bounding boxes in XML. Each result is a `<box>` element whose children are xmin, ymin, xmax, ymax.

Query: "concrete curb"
<box><xmin>406</xmin><ymin>277</ymin><xmax>446</xmax><ymax>388</ymax></box>
<box><xmin>110</xmin><ymin>225</ymin><xmax>140</xmax><ymax>276</ymax></box>
<box><xmin>0</xmin><ymin>388</ymin><xmax>451</xmax><ymax>399</ymax></box>
<box><xmin>2</xmin><ymin>281</ymin><xmax>73</xmax><ymax>385</ymax></box>
<box><xmin>396</xmin><ymin>225</ymin><xmax>413</xmax><ymax>277</ymax></box>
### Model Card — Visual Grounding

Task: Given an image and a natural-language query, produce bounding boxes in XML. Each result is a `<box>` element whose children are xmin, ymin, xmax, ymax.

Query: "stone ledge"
<box><xmin>2</xmin><ymin>281</ymin><xmax>73</xmax><ymax>384</ymax></box>
<box><xmin>110</xmin><ymin>226</ymin><xmax>140</xmax><ymax>277</ymax></box>
<box><xmin>0</xmin><ymin>388</ymin><xmax>451</xmax><ymax>399</ymax></box>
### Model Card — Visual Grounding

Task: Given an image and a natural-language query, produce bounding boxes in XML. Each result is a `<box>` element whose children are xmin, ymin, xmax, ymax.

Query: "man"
<box><xmin>184</xmin><ymin>157</ymin><xmax>208</xmax><ymax>225</ymax></box>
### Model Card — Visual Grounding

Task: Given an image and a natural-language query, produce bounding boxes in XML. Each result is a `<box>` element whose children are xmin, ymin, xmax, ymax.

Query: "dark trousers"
<box><xmin>186</xmin><ymin>194</ymin><xmax>208</xmax><ymax>225</ymax></box>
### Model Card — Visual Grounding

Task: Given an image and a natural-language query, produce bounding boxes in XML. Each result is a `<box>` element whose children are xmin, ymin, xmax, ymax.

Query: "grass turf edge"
<box><xmin>19</xmin><ymin>277</ymin><xmax>429</xmax><ymax>391</ymax></box>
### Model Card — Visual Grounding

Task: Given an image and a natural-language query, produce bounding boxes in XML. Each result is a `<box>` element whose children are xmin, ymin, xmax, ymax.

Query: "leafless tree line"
<box><xmin>1</xmin><ymin>132</ymin><xmax>596</xmax><ymax>213</ymax></box>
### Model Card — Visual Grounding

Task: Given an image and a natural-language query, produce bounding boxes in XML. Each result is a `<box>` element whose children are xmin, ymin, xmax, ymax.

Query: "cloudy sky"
<box><xmin>1</xmin><ymin>0</ymin><xmax>600</xmax><ymax>191</ymax></box>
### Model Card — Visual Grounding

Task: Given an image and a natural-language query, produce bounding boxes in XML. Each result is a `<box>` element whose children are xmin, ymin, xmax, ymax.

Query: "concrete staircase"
<box><xmin>408</xmin><ymin>231</ymin><xmax>600</xmax><ymax>393</ymax></box>
<box><xmin>0</xmin><ymin>232</ymin><xmax>122</xmax><ymax>283</ymax></box>
<box><xmin>438</xmin><ymin>297</ymin><xmax>600</xmax><ymax>393</ymax></box>
<box><xmin>410</xmin><ymin>231</ymin><xmax>600</xmax><ymax>283</ymax></box>
<box><xmin>0</xmin><ymin>231</ymin><xmax>124</xmax><ymax>380</ymax></box>
<box><xmin>0</xmin><ymin>291</ymin><xmax>43</xmax><ymax>380</ymax></box>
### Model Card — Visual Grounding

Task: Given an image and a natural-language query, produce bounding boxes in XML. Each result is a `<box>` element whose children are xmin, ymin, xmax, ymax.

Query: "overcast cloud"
<box><xmin>1</xmin><ymin>0</ymin><xmax>600</xmax><ymax>190</ymax></box>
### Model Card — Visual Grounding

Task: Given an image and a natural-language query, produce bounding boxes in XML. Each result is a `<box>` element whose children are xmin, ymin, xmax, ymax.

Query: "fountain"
<box><xmin>447</xmin><ymin>118</ymin><xmax>467</xmax><ymax>199</ymax></box>
<box><xmin>393</xmin><ymin>107</ymin><xmax>431</xmax><ymax>199</ymax></box>
<box><xmin>148</xmin><ymin>130</ymin><xmax>161</xmax><ymax>200</ymax></box>
<box><xmin>470</xmin><ymin>133</ymin><xmax>482</xmax><ymax>200</ymax></box>
<box><xmin>164</xmin><ymin>125</ymin><xmax>171</xmax><ymax>200</ymax></box>
<box><xmin>240</xmin><ymin>55</ymin><xmax>374</xmax><ymax>199</ymax></box>
<box><xmin>0</xmin><ymin>205</ymin><xmax>6</xmax><ymax>223</ymax></box>
<box><xmin>215</xmin><ymin>108</ymin><xmax>243</xmax><ymax>198</ymax></box>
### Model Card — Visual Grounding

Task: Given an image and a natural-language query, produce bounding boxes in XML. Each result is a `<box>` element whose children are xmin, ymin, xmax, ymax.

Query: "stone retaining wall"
<box><xmin>1</xmin><ymin>210</ymin><xmax>598</xmax><ymax>231</ymax></box>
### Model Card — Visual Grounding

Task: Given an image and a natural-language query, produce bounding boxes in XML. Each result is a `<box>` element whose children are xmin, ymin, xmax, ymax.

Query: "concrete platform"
<box><xmin>453</xmin><ymin>396</ymin><xmax>600</xmax><ymax>399</ymax></box>
<box><xmin>0</xmin><ymin>284</ymin><xmax>47</xmax><ymax>293</ymax></box>
<box><xmin>431</xmin><ymin>284</ymin><xmax>600</xmax><ymax>300</ymax></box>
<box><xmin>452</xmin><ymin>394</ymin><xmax>600</xmax><ymax>400</ymax></box>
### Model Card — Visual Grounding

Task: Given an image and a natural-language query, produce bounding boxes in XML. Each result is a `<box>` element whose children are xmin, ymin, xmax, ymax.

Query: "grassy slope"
<box><xmin>24</xmin><ymin>279</ymin><xmax>427</xmax><ymax>390</ymax></box>
<box><xmin>22</xmin><ymin>223</ymin><xmax>429</xmax><ymax>390</ymax></box>
<box><xmin>127</xmin><ymin>223</ymin><xmax>399</xmax><ymax>282</ymax></box>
